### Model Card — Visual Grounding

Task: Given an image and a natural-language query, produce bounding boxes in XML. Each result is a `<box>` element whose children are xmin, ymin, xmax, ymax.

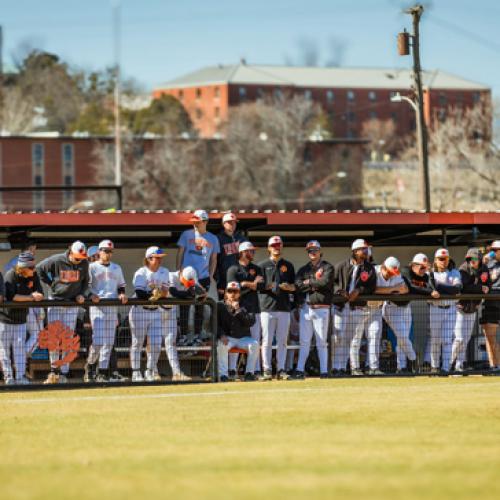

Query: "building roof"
<box><xmin>157</xmin><ymin>64</ymin><xmax>489</xmax><ymax>91</ymax></box>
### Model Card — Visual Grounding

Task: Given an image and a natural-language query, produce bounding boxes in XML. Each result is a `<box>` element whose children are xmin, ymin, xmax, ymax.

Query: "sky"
<box><xmin>1</xmin><ymin>0</ymin><xmax>500</xmax><ymax>98</ymax></box>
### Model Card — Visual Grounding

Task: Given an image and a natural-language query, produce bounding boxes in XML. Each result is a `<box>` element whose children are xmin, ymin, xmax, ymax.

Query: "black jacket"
<box><xmin>216</xmin><ymin>231</ymin><xmax>247</xmax><ymax>290</ymax></box>
<box><xmin>295</xmin><ymin>260</ymin><xmax>334</xmax><ymax>306</ymax></box>
<box><xmin>333</xmin><ymin>258</ymin><xmax>376</xmax><ymax>307</ymax></box>
<box><xmin>217</xmin><ymin>301</ymin><xmax>255</xmax><ymax>339</ymax></box>
<box><xmin>0</xmin><ymin>269</ymin><xmax>43</xmax><ymax>324</ymax></box>
<box><xmin>458</xmin><ymin>262</ymin><xmax>491</xmax><ymax>313</ymax></box>
<box><xmin>258</xmin><ymin>257</ymin><xmax>295</xmax><ymax>312</ymax></box>
<box><xmin>226</xmin><ymin>261</ymin><xmax>264</xmax><ymax>314</ymax></box>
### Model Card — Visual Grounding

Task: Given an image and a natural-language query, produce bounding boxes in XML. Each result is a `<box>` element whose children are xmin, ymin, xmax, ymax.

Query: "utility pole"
<box><xmin>112</xmin><ymin>0</ymin><xmax>122</xmax><ymax>198</ymax></box>
<box><xmin>399</xmin><ymin>4</ymin><xmax>431</xmax><ymax>212</ymax></box>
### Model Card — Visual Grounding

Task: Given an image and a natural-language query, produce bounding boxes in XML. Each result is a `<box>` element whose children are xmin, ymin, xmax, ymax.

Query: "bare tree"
<box><xmin>1</xmin><ymin>87</ymin><xmax>36</xmax><ymax>134</ymax></box>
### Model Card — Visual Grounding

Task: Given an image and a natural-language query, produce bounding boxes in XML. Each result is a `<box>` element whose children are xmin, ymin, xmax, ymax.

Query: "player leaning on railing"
<box><xmin>0</xmin><ymin>252</ymin><xmax>44</xmax><ymax>385</ymax></box>
<box><xmin>36</xmin><ymin>241</ymin><xmax>99</xmax><ymax>384</ymax></box>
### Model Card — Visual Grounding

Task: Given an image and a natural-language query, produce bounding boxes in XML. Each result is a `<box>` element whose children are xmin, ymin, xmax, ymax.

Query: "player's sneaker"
<box><xmin>228</xmin><ymin>369</ymin><xmax>237</xmax><ymax>381</ymax></box>
<box><xmin>244</xmin><ymin>372</ymin><xmax>257</xmax><ymax>381</ymax></box>
<box><xmin>260</xmin><ymin>370</ymin><xmax>273</xmax><ymax>381</ymax></box>
<box><xmin>95</xmin><ymin>373</ymin><xmax>109</xmax><ymax>383</ymax></box>
<box><xmin>172</xmin><ymin>372</ymin><xmax>192</xmax><ymax>382</ymax></box>
<box><xmin>219</xmin><ymin>375</ymin><xmax>229</xmax><ymax>382</ymax></box>
<box><xmin>293</xmin><ymin>371</ymin><xmax>305</xmax><ymax>380</ymax></box>
<box><xmin>109</xmin><ymin>371</ymin><xmax>128</xmax><ymax>382</ymax></box>
<box><xmin>319</xmin><ymin>372</ymin><xmax>329</xmax><ymax>379</ymax></box>
<box><xmin>368</xmin><ymin>369</ymin><xmax>384</xmax><ymax>376</ymax></box>
<box><xmin>277</xmin><ymin>370</ymin><xmax>290</xmax><ymax>380</ymax></box>
<box><xmin>132</xmin><ymin>370</ymin><xmax>144</xmax><ymax>382</ymax></box>
<box><xmin>15</xmin><ymin>376</ymin><xmax>30</xmax><ymax>385</ymax></box>
<box><xmin>44</xmin><ymin>372</ymin><xmax>59</xmax><ymax>385</ymax></box>
<box><xmin>430</xmin><ymin>367</ymin><xmax>440</xmax><ymax>375</ymax></box>
<box><xmin>351</xmin><ymin>369</ymin><xmax>364</xmax><ymax>376</ymax></box>
<box><xmin>4</xmin><ymin>376</ymin><xmax>15</xmax><ymax>385</ymax></box>
<box><xmin>58</xmin><ymin>374</ymin><xmax>68</xmax><ymax>384</ymax></box>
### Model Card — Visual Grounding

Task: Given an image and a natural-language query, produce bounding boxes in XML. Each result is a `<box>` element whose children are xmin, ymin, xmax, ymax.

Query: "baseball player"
<box><xmin>37</xmin><ymin>241</ymin><xmax>98</xmax><ymax>384</ymax></box>
<box><xmin>373</xmin><ymin>257</ymin><xmax>417</xmax><ymax>374</ymax></box>
<box><xmin>480</xmin><ymin>240</ymin><xmax>500</xmax><ymax>372</ymax></box>
<box><xmin>0</xmin><ymin>252</ymin><xmax>44</xmax><ymax>385</ymax></box>
<box><xmin>216</xmin><ymin>212</ymin><xmax>247</xmax><ymax>298</ymax></box>
<box><xmin>452</xmin><ymin>248</ymin><xmax>490</xmax><ymax>372</ymax></box>
<box><xmin>258</xmin><ymin>236</ymin><xmax>295</xmax><ymax>380</ymax></box>
<box><xmin>428</xmin><ymin>248</ymin><xmax>462</xmax><ymax>374</ymax></box>
<box><xmin>217</xmin><ymin>281</ymin><xmax>259</xmax><ymax>382</ymax></box>
<box><xmin>129</xmin><ymin>246</ymin><xmax>170</xmax><ymax>382</ymax></box>
<box><xmin>176</xmin><ymin>209</ymin><xmax>220</xmax><ymax>341</ymax></box>
<box><xmin>84</xmin><ymin>240</ymin><xmax>128</xmax><ymax>383</ymax></box>
<box><xmin>87</xmin><ymin>246</ymin><xmax>99</xmax><ymax>263</ymax></box>
<box><xmin>226</xmin><ymin>241</ymin><xmax>264</xmax><ymax>377</ymax></box>
<box><xmin>332</xmin><ymin>239</ymin><xmax>376</xmax><ymax>376</ymax></box>
<box><xmin>294</xmin><ymin>240</ymin><xmax>334</xmax><ymax>379</ymax></box>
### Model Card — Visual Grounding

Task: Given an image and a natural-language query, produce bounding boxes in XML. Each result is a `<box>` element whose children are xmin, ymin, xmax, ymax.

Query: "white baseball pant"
<box><xmin>160</xmin><ymin>307</ymin><xmax>181</xmax><ymax>376</ymax></box>
<box><xmin>88</xmin><ymin>306</ymin><xmax>118</xmax><ymax>370</ymax></box>
<box><xmin>331</xmin><ymin>305</ymin><xmax>346</xmax><ymax>370</ymax></box>
<box><xmin>260</xmin><ymin>311</ymin><xmax>290</xmax><ymax>372</ymax></box>
<box><xmin>229</xmin><ymin>313</ymin><xmax>261</xmax><ymax>372</ymax></box>
<box><xmin>297</xmin><ymin>305</ymin><xmax>329</xmax><ymax>374</ymax></box>
<box><xmin>25</xmin><ymin>308</ymin><xmax>44</xmax><ymax>354</ymax></box>
<box><xmin>429</xmin><ymin>305</ymin><xmax>457</xmax><ymax>371</ymax></box>
<box><xmin>47</xmin><ymin>306</ymin><xmax>80</xmax><ymax>375</ymax></box>
<box><xmin>451</xmin><ymin>309</ymin><xmax>477</xmax><ymax>370</ymax></box>
<box><xmin>0</xmin><ymin>322</ymin><xmax>27</xmax><ymax>381</ymax></box>
<box><xmin>383</xmin><ymin>303</ymin><xmax>416</xmax><ymax>370</ymax></box>
<box><xmin>129</xmin><ymin>306</ymin><xmax>163</xmax><ymax>373</ymax></box>
<box><xmin>218</xmin><ymin>336</ymin><xmax>259</xmax><ymax>377</ymax></box>
<box><xmin>349</xmin><ymin>306</ymin><xmax>376</xmax><ymax>371</ymax></box>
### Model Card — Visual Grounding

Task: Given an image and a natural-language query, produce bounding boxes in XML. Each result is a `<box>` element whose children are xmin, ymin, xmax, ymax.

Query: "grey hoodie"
<box><xmin>36</xmin><ymin>251</ymin><xmax>90</xmax><ymax>300</ymax></box>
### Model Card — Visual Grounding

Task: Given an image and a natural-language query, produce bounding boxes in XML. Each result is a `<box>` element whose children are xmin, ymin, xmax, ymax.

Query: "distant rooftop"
<box><xmin>157</xmin><ymin>63</ymin><xmax>489</xmax><ymax>91</ymax></box>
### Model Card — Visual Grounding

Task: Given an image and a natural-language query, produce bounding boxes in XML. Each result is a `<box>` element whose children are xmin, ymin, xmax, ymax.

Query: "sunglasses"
<box><xmin>226</xmin><ymin>289</ymin><xmax>239</xmax><ymax>294</ymax></box>
<box><xmin>436</xmin><ymin>257</ymin><xmax>448</xmax><ymax>261</ymax></box>
<box><xmin>307</xmin><ymin>248</ymin><xmax>320</xmax><ymax>254</ymax></box>
<box><xmin>101</xmin><ymin>249</ymin><xmax>113</xmax><ymax>254</ymax></box>
<box><xmin>466</xmin><ymin>257</ymin><xmax>480</xmax><ymax>262</ymax></box>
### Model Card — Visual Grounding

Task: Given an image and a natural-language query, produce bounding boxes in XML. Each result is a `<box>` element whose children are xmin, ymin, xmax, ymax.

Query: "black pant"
<box><xmin>179</xmin><ymin>277</ymin><xmax>211</xmax><ymax>337</ymax></box>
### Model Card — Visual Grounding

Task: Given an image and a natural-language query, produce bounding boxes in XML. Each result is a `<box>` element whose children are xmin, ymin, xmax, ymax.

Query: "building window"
<box><xmin>273</xmin><ymin>88</ymin><xmax>282</xmax><ymax>99</ymax></box>
<box><xmin>256</xmin><ymin>87</ymin><xmax>265</xmax><ymax>99</ymax></box>
<box><xmin>179</xmin><ymin>90</ymin><xmax>184</xmax><ymax>100</ymax></box>
<box><xmin>368</xmin><ymin>91</ymin><xmax>377</xmax><ymax>101</ymax></box>
<box><xmin>390</xmin><ymin>91</ymin><xmax>398</xmax><ymax>99</ymax></box>
<box><xmin>214</xmin><ymin>87</ymin><xmax>220</xmax><ymax>98</ymax></box>
<box><xmin>239</xmin><ymin>86</ymin><xmax>247</xmax><ymax>100</ymax></box>
<box><xmin>32</xmin><ymin>143</ymin><xmax>44</xmax><ymax>210</ymax></box>
<box><xmin>62</xmin><ymin>143</ymin><xmax>75</xmax><ymax>207</ymax></box>
<box><xmin>347</xmin><ymin>90</ymin><xmax>355</xmax><ymax>101</ymax></box>
<box><xmin>370</xmin><ymin>111</ymin><xmax>377</xmax><ymax>120</ymax></box>
<box><xmin>326</xmin><ymin>90</ymin><xmax>334</xmax><ymax>102</ymax></box>
<box><xmin>439</xmin><ymin>93</ymin><xmax>447</xmax><ymax>106</ymax></box>
<box><xmin>347</xmin><ymin>111</ymin><xmax>356</xmax><ymax>122</ymax></box>
<box><xmin>196</xmin><ymin>108</ymin><xmax>203</xmax><ymax>120</ymax></box>
<box><xmin>438</xmin><ymin>109</ymin><xmax>447</xmax><ymax>122</ymax></box>
<box><xmin>304</xmin><ymin>89</ymin><xmax>312</xmax><ymax>100</ymax></box>
<box><xmin>472</xmin><ymin>92</ymin><xmax>480</xmax><ymax>104</ymax></box>
<box><xmin>391</xmin><ymin>112</ymin><xmax>399</xmax><ymax>123</ymax></box>
<box><xmin>196</xmin><ymin>88</ymin><xmax>202</xmax><ymax>99</ymax></box>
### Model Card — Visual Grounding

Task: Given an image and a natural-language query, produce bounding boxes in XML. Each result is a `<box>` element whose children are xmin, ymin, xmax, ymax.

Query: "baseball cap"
<box><xmin>180</xmin><ymin>266</ymin><xmax>198</xmax><ymax>288</ymax></box>
<box><xmin>145</xmin><ymin>246</ymin><xmax>166</xmax><ymax>258</ymax></box>
<box><xmin>412</xmin><ymin>253</ymin><xmax>429</xmax><ymax>265</ymax></box>
<box><xmin>384</xmin><ymin>256</ymin><xmax>401</xmax><ymax>275</ymax></box>
<box><xmin>465</xmin><ymin>248</ymin><xmax>481</xmax><ymax>260</ymax></box>
<box><xmin>70</xmin><ymin>241</ymin><xmax>87</xmax><ymax>259</ymax></box>
<box><xmin>87</xmin><ymin>246</ymin><xmax>99</xmax><ymax>259</ymax></box>
<box><xmin>226</xmin><ymin>281</ymin><xmax>241</xmax><ymax>291</ymax></box>
<box><xmin>222</xmin><ymin>212</ymin><xmax>238</xmax><ymax>224</ymax></box>
<box><xmin>435</xmin><ymin>248</ymin><xmax>450</xmax><ymax>259</ymax></box>
<box><xmin>351</xmin><ymin>239</ymin><xmax>369</xmax><ymax>251</ymax></box>
<box><xmin>239</xmin><ymin>241</ymin><xmax>256</xmax><ymax>252</ymax></box>
<box><xmin>17</xmin><ymin>251</ymin><xmax>35</xmax><ymax>268</ymax></box>
<box><xmin>490</xmin><ymin>240</ymin><xmax>500</xmax><ymax>250</ymax></box>
<box><xmin>268</xmin><ymin>235</ymin><xmax>283</xmax><ymax>247</ymax></box>
<box><xmin>189</xmin><ymin>209</ymin><xmax>209</xmax><ymax>222</ymax></box>
<box><xmin>98</xmin><ymin>239</ymin><xmax>114</xmax><ymax>250</ymax></box>
<box><xmin>306</xmin><ymin>240</ymin><xmax>321</xmax><ymax>251</ymax></box>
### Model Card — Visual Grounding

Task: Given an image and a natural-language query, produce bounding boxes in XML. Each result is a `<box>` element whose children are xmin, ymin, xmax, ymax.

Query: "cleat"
<box><xmin>219</xmin><ymin>375</ymin><xmax>229</xmax><ymax>382</ymax></box>
<box><xmin>172</xmin><ymin>372</ymin><xmax>192</xmax><ymax>382</ymax></box>
<box><xmin>368</xmin><ymin>369</ymin><xmax>384</xmax><ymax>376</ymax></box>
<box><xmin>132</xmin><ymin>370</ymin><xmax>144</xmax><ymax>382</ymax></box>
<box><xmin>244</xmin><ymin>372</ymin><xmax>258</xmax><ymax>381</ymax></box>
<box><xmin>351</xmin><ymin>369</ymin><xmax>364</xmax><ymax>376</ymax></box>
<box><xmin>109</xmin><ymin>371</ymin><xmax>128</xmax><ymax>382</ymax></box>
<box><xmin>228</xmin><ymin>369</ymin><xmax>237</xmax><ymax>381</ymax></box>
<box><xmin>44</xmin><ymin>372</ymin><xmax>59</xmax><ymax>385</ymax></box>
<box><xmin>95</xmin><ymin>373</ymin><xmax>109</xmax><ymax>383</ymax></box>
<box><xmin>144</xmin><ymin>370</ymin><xmax>157</xmax><ymax>382</ymax></box>
<box><xmin>319</xmin><ymin>372</ymin><xmax>329</xmax><ymax>379</ymax></box>
<box><xmin>430</xmin><ymin>367</ymin><xmax>440</xmax><ymax>375</ymax></box>
<box><xmin>260</xmin><ymin>370</ymin><xmax>273</xmax><ymax>381</ymax></box>
<box><xmin>58</xmin><ymin>374</ymin><xmax>68</xmax><ymax>384</ymax></box>
<box><xmin>293</xmin><ymin>371</ymin><xmax>305</xmax><ymax>380</ymax></box>
<box><xmin>277</xmin><ymin>370</ymin><xmax>290</xmax><ymax>380</ymax></box>
<box><xmin>15</xmin><ymin>376</ymin><xmax>30</xmax><ymax>385</ymax></box>
<box><xmin>5</xmin><ymin>377</ymin><xmax>15</xmax><ymax>386</ymax></box>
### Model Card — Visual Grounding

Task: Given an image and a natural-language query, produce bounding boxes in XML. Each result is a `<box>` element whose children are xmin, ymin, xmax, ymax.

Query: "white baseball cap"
<box><xmin>435</xmin><ymin>248</ymin><xmax>450</xmax><ymax>259</ymax></box>
<box><xmin>98</xmin><ymin>239</ymin><xmax>114</xmax><ymax>250</ymax></box>
<box><xmin>181</xmin><ymin>266</ymin><xmax>198</xmax><ymax>283</ymax></box>
<box><xmin>145</xmin><ymin>246</ymin><xmax>166</xmax><ymax>258</ymax></box>
<box><xmin>239</xmin><ymin>241</ymin><xmax>256</xmax><ymax>252</ymax></box>
<box><xmin>70</xmin><ymin>241</ymin><xmax>87</xmax><ymax>259</ymax></box>
<box><xmin>87</xmin><ymin>246</ymin><xmax>99</xmax><ymax>259</ymax></box>
<box><xmin>351</xmin><ymin>239</ymin><xmax>369</xmax><ymax>251</ymax></box>
<box><xmin>490</xmin><ymin>240</ymin><xmax>500</xmax><ymax>250</ymax></box>
<box><xmin>189</xmin><ymin>209</ymin><xmax>209</xmax><ymax>222</ymax></box>
<box><xmin>226</xmin><ymin>281</ymin><xmax>241</xmax><ymax>291</ymax></box>
<box><xmin>222</xmin><ymin>212</ymin><xmax>238</xmax><ymax>224</ymax></box>
<box><xmin>306</xmin><ymin>240</ymin><xmax>321</xmax><ymax>251</ymax></box>
<box><xmin>412</xmin><ymin>253</ymin><xmax>429</xmax><ymax>265</ymax></box>
<box><xmin>268</xmin><ymin>235</ymin><xmax>283</xmax><ymax>247</ymax></box>
<box><xmin>384</xmin><ymin>256</ymin><xmax>401</xmax><ymax>275</ymax></box>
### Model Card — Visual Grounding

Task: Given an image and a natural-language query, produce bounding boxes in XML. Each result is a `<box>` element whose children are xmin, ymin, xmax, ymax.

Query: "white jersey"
<box><xmin>168</xmin><ymin>270</ymin><xmax>187</xmax><ymax>291</ymax></box>
<box><xmin>132</xmin><ymin>266</ymin><xmax>170</xmax><ymax>296</ymax></box>
<box><xmin>89</xmin><ymin>261</ymin><xmax>126</xmax><ymax>298</ymax></box>
<box><xmin>431</xmin><ymin>269</ymin><xmax>461</xmax><ymax>307</ymax></box>
<box><xmin>375</xmin><ymin>265</ymin><xmax>405</xmax><ymax>288</ymax></box>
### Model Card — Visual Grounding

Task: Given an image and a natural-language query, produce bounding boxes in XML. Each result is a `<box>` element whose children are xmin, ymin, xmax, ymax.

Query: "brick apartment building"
<box><xmin>153</xmin><ymin>63</ymin><xmax>490</xmax><ymax>138</ymax></box>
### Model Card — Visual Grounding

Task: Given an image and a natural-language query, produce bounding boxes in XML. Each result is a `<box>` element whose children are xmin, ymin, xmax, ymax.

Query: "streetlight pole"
<box><xmin>398</xmin><ymin>4</ymin><xmax>431</xmax><ymax>212</ymax></box>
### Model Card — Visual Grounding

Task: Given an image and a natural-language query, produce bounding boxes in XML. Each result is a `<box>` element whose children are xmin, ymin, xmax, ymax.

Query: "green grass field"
<box><xmin>1</xmin><ymin>377</ymin><xmax>499</xmax><ymax>500</ymax></box>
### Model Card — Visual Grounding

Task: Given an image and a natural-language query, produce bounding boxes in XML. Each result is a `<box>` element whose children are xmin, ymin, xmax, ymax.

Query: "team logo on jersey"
<box><xmin>249</xmin><ymin>268</ymin><xmax>256</xmax><ymax>276</ymax></box>
<box><xmin>60</xmin><ymin>270</ymin><xmax>80</xmax><ymax>283</ymax></box>
<box><xmin>360</xmin><ymin>271</ymin><xmax>369</xmax><ymax>282</ymax></box>
<box><xmin>38</xmin><ymin>321</ymin><xmax>80</xmax><ymax>367</ymax></box>
<box><xmin>480</xmin><ymin>272</ymin><xmax>489</xmax><ymax>283</ymax></box>
<box><xmin>190</xmin><ymin>238</ymin><xmax>212</xmax><ymax>252</ymax></box>
<box><xmin>315</xmin><ymin>268</ymin><xmax>324</xmax><ymax>279</ymax></box>
<box><xmin>280</xmin><ymin>265</ymin><xmax>287</xmax><ymax>273</ymax></box>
